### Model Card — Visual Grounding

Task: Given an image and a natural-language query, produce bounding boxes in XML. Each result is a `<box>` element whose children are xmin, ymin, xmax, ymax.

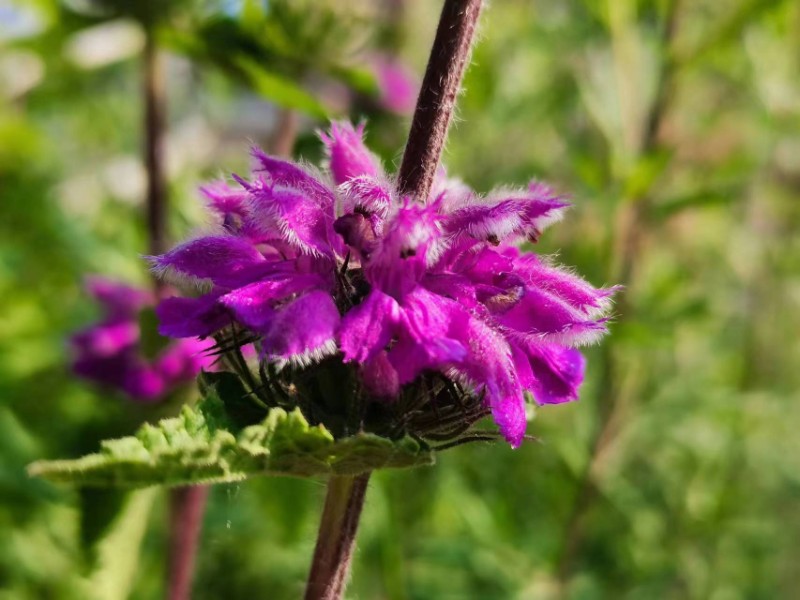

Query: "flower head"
<box><xmin>70</xmin><ymin>277</ymin><xmax>215</xmax><ymax>402</ymax></box>
<box><xmin>152</xmin><ymin>122</ymin><xmax>616</xmax><ymax>447</ymax></box>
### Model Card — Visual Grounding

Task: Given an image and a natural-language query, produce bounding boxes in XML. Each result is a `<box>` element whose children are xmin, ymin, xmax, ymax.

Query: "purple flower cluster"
<box><xmin>70</xmin><ymin>277</ymin><xmax>215</xmax><ymax>402</ymax></box>
<box><xmin>152</xmin><ymin>123</ymin><xmax>616</xmax><ymax>446</ymax></box>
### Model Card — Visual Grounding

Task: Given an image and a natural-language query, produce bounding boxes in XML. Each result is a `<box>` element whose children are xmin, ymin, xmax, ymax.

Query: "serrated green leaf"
<box><xmin>28</xmin><ymin>400</ymin><xmax>433</xmax><ymax>488</ymax></box>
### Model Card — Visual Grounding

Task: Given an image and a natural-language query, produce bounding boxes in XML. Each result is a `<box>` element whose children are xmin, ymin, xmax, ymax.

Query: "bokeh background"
<box><xmin>2</xmin><ymin>0</ymin><xmax>799</xmax><ymax>598</ymax></box>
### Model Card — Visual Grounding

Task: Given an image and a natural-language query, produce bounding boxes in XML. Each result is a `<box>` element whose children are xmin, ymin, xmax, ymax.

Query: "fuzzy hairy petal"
<box><xmin>261</xmin><ymin>290</ymin><xmax>340</xmax><ymax>366</ymax></box>
<box><xmin>339</xmin><ymin>290</ymin><xmax>401</xmax><ymax>363</ymax></box>
<box><xmin>248</xmin><ymin>186</ymin><xmax>335</xmax><ymax>258</ymax></box>
<box><xmin>151</xmin><ymin>236</ymin><xmax>266</xmax><ymax>288</ymax></box>
<box><xmin>338</xmin><ymin>175</ymin><xmax>392</xmax><ymax>218</ymax></box>
<box><xmin>219</xmin><ymin>275</ymin><xmax>327</xmax><ymax>330</ymax></box>
<box><xmin>388</xmin><ymin>288</ymin><xmax>467</xmax><ymax>383</ymax></box>
<box><xmin>514</xmin><ymin>254</ymin><xmax>619</xmax><ymax>317</ymax></box>
<box><xmin>499</xmin><ymin>287</ymin><xmax>608</xmax><ymax>346</ymax></box>
<box><xmin>444</xmin><ymin>186</ymin><xmax>568</xmax><ymax>243</ymax></box>
<box><xmin>250</xmin><ymin>148</ymin><xmax>335</xmax><ymax>209</ymax></box>
<box><xmin>320</xmin><ymin>122</ymin><xmax>381</xmax><ymax>185</ymax></box>
<box><xmin>521</xmin><ymin>342</ymin><xmax>585</xmax><ymax>405</ymax></box>
<box><xmin>155</xmin><ymin>293</ymin><xmax>230</xmax><ymax>339</ymax></box>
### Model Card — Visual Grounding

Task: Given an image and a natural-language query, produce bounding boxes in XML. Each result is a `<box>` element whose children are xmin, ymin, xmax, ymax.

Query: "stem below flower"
<box><xmin>304</xmin><ymin>474</ymin><xmax>371</xmax><ymax>600</ymax></box>
<box><xmin>168</xmin><ymin>486</ymin><xmax>210</xmax><ymax>600</ymax></box>
<box><xmin>397</xmin><ymin>0</ymin><xmax>483</xmax><ymax>201</ymax></box>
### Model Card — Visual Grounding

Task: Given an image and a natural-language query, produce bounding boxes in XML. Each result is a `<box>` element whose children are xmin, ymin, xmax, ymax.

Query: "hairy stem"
<box><xmin>304</xmin><ymin>474</ymin><xmax>371</xmax><ymax>600</ymax></box>
<box><xmin>168</xmin><ymin>486</ymin><xmax>210</xmax><ymax>600</ymax></box>
<box><xmin>397</xmin><ymin>0</ymin><xmax>483</xmax><ymax>201</ymax></box>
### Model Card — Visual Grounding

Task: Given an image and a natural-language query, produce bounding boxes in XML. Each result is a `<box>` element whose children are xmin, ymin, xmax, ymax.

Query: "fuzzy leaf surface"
<box><xmin>28</xmin><ymin>396</ymin><xmax>433</xmax><ymax>488</ymax></box>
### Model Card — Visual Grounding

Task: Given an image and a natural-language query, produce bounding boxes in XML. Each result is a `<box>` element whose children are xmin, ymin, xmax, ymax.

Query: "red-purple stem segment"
<box><xmin>142</xmin><ymin>27</ymin><xmax>209</xmax><ymax>600</ymax></box>
<box><xmin>304</xmin><ymin>474</ymin><xmax>371</xmax><ymax>600</ymax></box>
<box><xmin>168</xmin><ymin>486</ymin><xmax>210</xmax><ymax>600</ymax></box>
<box><xmin>397</xmin><ymin>0</ymin><xmax>483</xmax><ymax>202</ymax></box>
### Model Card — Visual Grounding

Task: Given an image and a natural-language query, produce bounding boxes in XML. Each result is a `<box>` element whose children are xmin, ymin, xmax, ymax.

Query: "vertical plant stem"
<box><xmin>144</xmin><ymin>26</ymin><xmax>168</xmax><ymax>259</ymax></box>
<box><xmin>168</xmin><ymin>487</ymin><xmax>210</xmax><ymax>600</ymax></box>
<box><xmin>397</xmin><ymin>0</ymin><xmax>483</xmax><ymax>201</ymax></box>
<box><xmin>304</xmin><ymin>474</ymin><xmax>371</xmax><ymax>600</ymax></box>
<box><xmin>305</xmin><ymin>3</ymin><xmax>484</xmax><ymax>597</ymax></box>
<box><xmin>270</xmin><ymin>109</ymin><xmax>299</xmax><ymax>158</ymax></box>
<box><xmin>142</xmin><ymin>26</ymin><xmax>208</xmax><ymax>600</ymax></box>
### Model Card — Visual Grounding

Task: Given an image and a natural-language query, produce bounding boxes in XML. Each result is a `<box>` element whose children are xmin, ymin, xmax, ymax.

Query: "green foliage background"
<box><xmin>1</xmin><ymin>0</ymin><xmax>799</xmax><ymax>598</ymax></box>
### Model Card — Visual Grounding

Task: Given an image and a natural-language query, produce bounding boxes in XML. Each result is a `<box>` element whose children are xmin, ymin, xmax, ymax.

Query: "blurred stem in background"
<box><xmin>143</xmin><ymin>21</ymin><xmax>209</xmax><ymax>600</ymax></box>
<box><xmin>556</xmin><ymin>0</ymin><xmax>683</xmax><ymax>588</ymax></box>
<box><xmin>304</xmin><ymin>1</ymin><xmax>483</xmax><ymax>597</ymax></box>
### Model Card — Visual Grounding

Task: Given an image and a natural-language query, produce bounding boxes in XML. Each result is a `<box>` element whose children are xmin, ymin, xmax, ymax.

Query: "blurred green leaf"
<box><xmin>137</xmin><ymin>307</ymin><xmax>170</xmax><ymax>360</ymax></box>
<box><xmin>79</xmin><ymin>488</ymin><xmax>129</xmax><ymax>561</ymax></box>
<box><xmin>234</xmin><ymin>56</ymin><xmax>328</xmax><ymax>118</ymax></box>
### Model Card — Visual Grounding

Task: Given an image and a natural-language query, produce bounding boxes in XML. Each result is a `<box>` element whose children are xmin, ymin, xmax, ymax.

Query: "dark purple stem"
<box><xmin>142</xmin><ymin>26</ymin><xmax>209</xmax><ymax>600</ymax></box>
<box><xmin>144</xmin><ymin>26</ymin><xmax>168</xmax><ymax>259</ymax></box>
<box><xmin>397</xmin><ymin>0</ymin><xmax>483</xmax><ymax>201</ymax></box>
<box><xmin>168</xmin><ymin>486</ymin><xmax>210</xmax><ymax>600</ymax></box>
<box><xmin>304</xmin><ymin>474</ymin><xmax>371</xmax><ymax>600</ymax></box>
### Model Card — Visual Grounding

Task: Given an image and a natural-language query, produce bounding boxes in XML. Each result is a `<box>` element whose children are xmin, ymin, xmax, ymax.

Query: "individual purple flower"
<box><xmin>70</xmin><ymin>277</ymin><xmax>215</xmax><ymax>402</ymax></box>
<box><xmin>371</xmin><ymin>54</ymin><xmax>419</xmax><ymax>115</ymax></box>
<box><xmin>152</xmin><ymin>122</ymin><xmax>617</xmax><ymax>447</ymax></box>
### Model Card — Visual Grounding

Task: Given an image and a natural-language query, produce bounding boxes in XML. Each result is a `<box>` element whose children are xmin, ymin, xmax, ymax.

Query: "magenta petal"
<box><xmin>250</xmin><ymin>148</ymin><xmax>335</xmax><ymax>209</ymax></box>
<box><xmin>338</xmin><ymin>176</ymin><xmax>392</xmax><ymax>218</ymax></box>
<box><xmin>455</xmin><ymin>314</ymin><xmax>527</xmax><ymax>448</ymax></box>
<box><xmin>499</xmin><ymin>287</ymin><xmax>608</xmax><ymax>346</ymax></box>
<box><xmin>248</xmin><ymin>187</ymin><xmax>335</xmax><ymax>257</ymax></box>
<box><xmin>525</xmin><ymin>342</ymin><xmax>585</xmax><ymax>405</ymax></box>
<box><xmin>155</xmin><ymin>293</ymin><xmax>230</xmax><ymax>338</ymax></box>
<box><xmin>156</xmin><ymin>338</ymin><xmax>214</xmax><ymax>381</ymax></box>
<box><xmin>491</xmin><ymin>392</ymin><xmax>527</xmax><ymax>449</ymax></box>
<box><xmin>71</xmin><ymin>321</ymin><xmax>139</xmax><ymax>357</ymax></box>
<box><xmin>514</xmin><ymin>254</ymin><xmax>619</xmax><ymax>317</ymax></box>
<box><xmin>319</xmin><ymin>122</ymin><xmax>381</xmax><ymax>185</ymax></box>
<box><xmin>372</xmin><ymin>56</ymin><xmax>418</xmax><ymax>115</ymax></box>
<box><xmin>388</xmin><ymin>288</ymin><xmax>467</xmax><ymax>383</ymax></box>
<box><xmin>445</xmin><ymin>198</ymin><xmax>567</xmax><ymax>242</ymax></box>
<box><xmin>367</xmin><ymin>202</ymin><xmax>443</xmax><ymax>299</ymax></box>
<box><xmin>339</xmin><ymin>290</ymin><xmax>401</xmax><ymax>363</ymax></box>
<box><xmin>219</xmin><ymin>274</ymin><xmax>326</xmax><ymax>330</ymax></box>
<box><xmin>361</xmin><ymin>351</ymin><xmax>400</xmax><ymax>399</ymax></box>
<box><xmin>121</xmin><ymin>364</ymin><xmax>166</xmax><ymax>402</ymax></box>
<box><xmin>85</xmin><ymin>277</ymin><xmax>152</xmax><ymax>317</ymax></box>
<box><xmin>151</xmin><ymin>236</ymin><xmax>265</xmax><ymax>287</ymax></box>
<box><xmin>200</xmin><ymin>180</ymin><xmax>249</xmax><ymax>224</ymax></box>
<box><xmin>261</xmin><ymin>290</ymin><xmax>340</xmax><ymax>366</ymax></box>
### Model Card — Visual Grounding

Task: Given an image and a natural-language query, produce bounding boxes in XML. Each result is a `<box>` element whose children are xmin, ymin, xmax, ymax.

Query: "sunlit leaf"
<box><xmin>28</xmin><ymin>393</ymin><xmax>433</xmax><ymax>488</ymax></box>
